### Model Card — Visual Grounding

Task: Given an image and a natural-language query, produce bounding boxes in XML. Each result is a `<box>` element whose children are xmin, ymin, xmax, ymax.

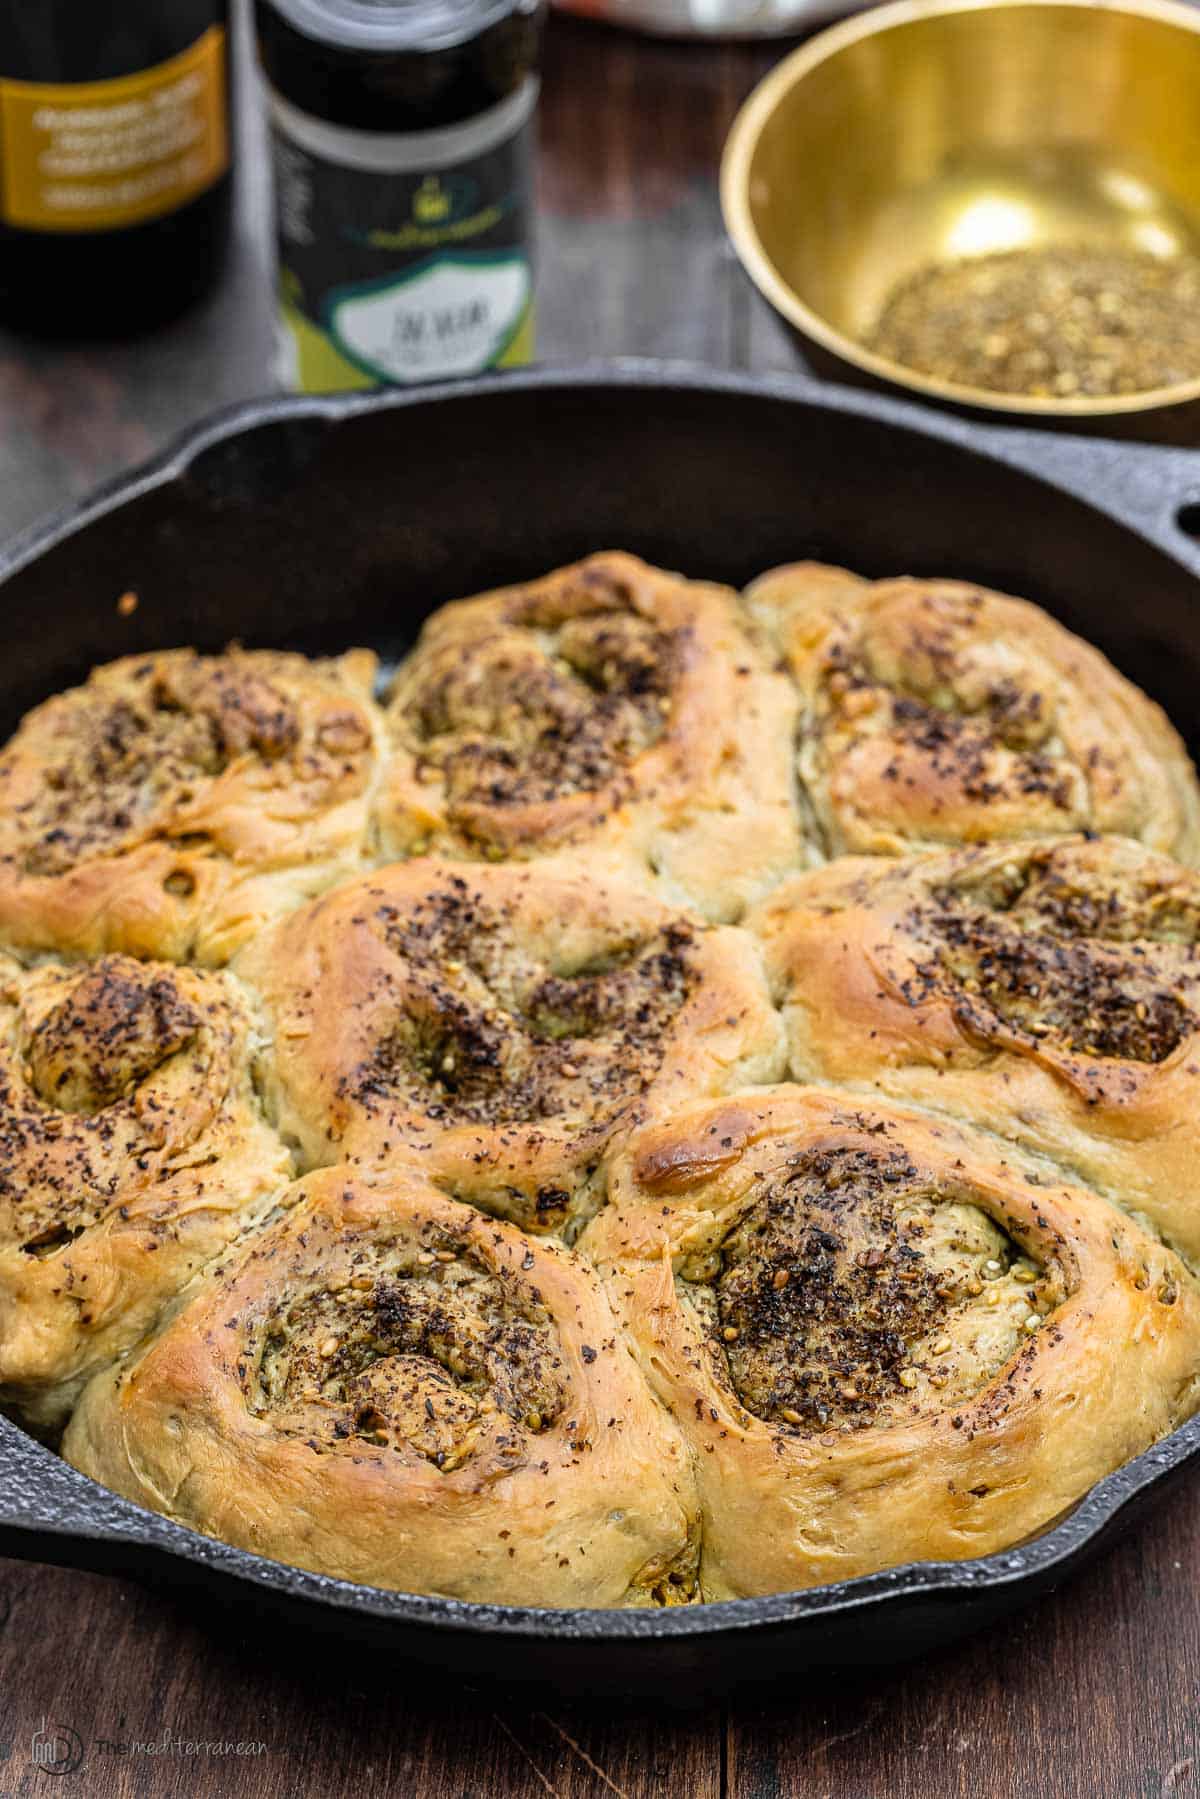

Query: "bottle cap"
<box><xmin>256</xmin><ymin>0</ymin><xmax>542</xmax><ymax>131</ymax></box>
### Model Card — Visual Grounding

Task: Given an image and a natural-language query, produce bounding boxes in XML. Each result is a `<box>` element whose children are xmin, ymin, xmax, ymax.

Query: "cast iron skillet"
<box><xmin>2</xmin><ymin>363</ymin><xmax>1200</xmax><ymax>1697</ymax></box>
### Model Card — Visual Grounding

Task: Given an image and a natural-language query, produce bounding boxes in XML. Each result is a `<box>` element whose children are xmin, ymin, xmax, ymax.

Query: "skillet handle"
<box><xmin>968</xmin><ymin>423</ymin><xmax>1200</xmax><ymax>582</ymax></box>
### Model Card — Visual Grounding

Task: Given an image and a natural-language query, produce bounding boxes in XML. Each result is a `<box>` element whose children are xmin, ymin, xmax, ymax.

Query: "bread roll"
<box><xmin>0</xmin><ymin>952</ymin><xmax>290</xmax><ymax>1431</ymax></box>
<box><xmin>64</xmin><ymin>1166</ymin><xmax>700</xmax><ymax>1607</ymax></box>
<box><xmin>744</xmin><ymin>564</ymin><xmax>1200</xmax><ymax>862</ymax></box>
<box><xmin>378</xmin><ymin>552</ymin><xmax>802</xmax><ymax>920</ymax></box>
<box><xmin>239</xmin><ymin>856</ymin><xmax>784</xmax><ymax>1240</ymax></box>
<box><xmin>582</xmin><ymin>1087</ymin><xmax>1200</xmax><ymax>1598</ymax></box>
<box><xmin>0</xmin><ymin>647</ymin><xmax>384</xmax><ymax>965</ymax></box>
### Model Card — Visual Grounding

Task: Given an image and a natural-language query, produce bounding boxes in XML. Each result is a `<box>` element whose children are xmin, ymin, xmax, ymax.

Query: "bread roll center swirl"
<box><xmin>679</xmin><ymin>1145</ymin><xmax>1058</xmax><ymax>1429</ymax></box>
<box><xmin>247</xmin><ymin>1240</ymin><xmax>565</xmax><ymax>1470</ymax></box>
<box><xmin>25</xmin><ymin>963</ymin><xmax>200</xmax><ymax>1114</ymax></box>
<box><xmin>0</xmin><ymin>957</ymin><xmax>221</xmax><ymax>1259</ymax></box>
<box><xmin>348</xmin><ymin>885</ymin><xmax>697</xmax><ymax>1130</ymax></box>
<box><xmin>398</xmin><ymin>595</ymin><xmax>682</xmax><ymax>816</ymax></box>
<box><xmin>913</xmin><ymin>853</ymin><xmax>1200</xmax><ymax>1064</ymax></box>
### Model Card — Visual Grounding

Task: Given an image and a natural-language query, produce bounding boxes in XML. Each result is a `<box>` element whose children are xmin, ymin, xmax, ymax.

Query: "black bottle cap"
<box><xmin>255</xmin><ymin>0</ymin><xmax>543</xmax><ymax>132</ymax></box>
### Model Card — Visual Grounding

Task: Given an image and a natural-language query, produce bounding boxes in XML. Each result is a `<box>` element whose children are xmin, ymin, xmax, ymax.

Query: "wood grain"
<box><xmin>0</xmin><ymin>11</ymin><xmax>1199</xmax><ymax>1797</ymax></box>
<box><xmin>1</xmin><ymin>1481</ymin><xmax>1198</xmax><ymax>1796</ymax></box>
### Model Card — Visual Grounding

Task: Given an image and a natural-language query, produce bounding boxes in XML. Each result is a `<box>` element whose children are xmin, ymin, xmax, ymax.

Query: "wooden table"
<box><xmin>0</xmin><ymin>13</ymin><xmax>1197</xmax><ymax>1797</ymax></box>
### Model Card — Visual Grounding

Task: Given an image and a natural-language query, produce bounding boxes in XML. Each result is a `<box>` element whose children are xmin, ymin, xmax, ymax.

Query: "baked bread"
<box><xmin>63</xmin><ymin>1166</ymin><xmax>701</xmax><ymax>1607</ymax></box>
<box><xmin>238</xmin><ymin>857</ymin><xmax>784</xmax><ymax>1240</ymax></box>
<box><xmin>749</xmin><ymin>836</ymin><xmax>1200</xmax><ymax>1265</ymax></box>
<box><xmin>0</xmin><ymin>953</ymin><xmax>290</xmax><ymax>1432</ymax></box>
<box><xmin>377</xmin><ymin>552</ymin><xmax>802</xmax><ymax>920</ymax></box>
<box><xmin>743</xmin><ymin>564</ymin><xmax>1200</xmax><ymax>862</ymax></box>
<box><xmin>9</xmin><ymin>549</ymin><xmax>1200</xmax><ymax>1612</ymax></box>
<box><xmin>0</xmin><ymin>647</ymin><xmax>384</xmax><ymax>966</ymax></box>
<box><xmin>581</xmin><ymin>1086</ymin><xmax>1200</xmax><ymax>1600</ymax></box>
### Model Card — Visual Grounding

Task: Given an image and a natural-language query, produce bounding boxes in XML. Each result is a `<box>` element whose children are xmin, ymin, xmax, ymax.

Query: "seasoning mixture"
<box><xmin>865</xmin><ymin>244</ymin><xmax>1200</xmax><ymax>398</ymax></box>
<box><xmin>358</xmin><ymin>894</ymin><xmax>696</xmax><ymax>1134</ymax></box>
<box><xmin>248</xmin><ymin>1236</ymin><xmax>565</xmax><ymax>1467</ymax></box>
<box><xmin>681</xmin><ymin>1146</ymin><xmax>1053</xmax><ymax>1431</ymax></box>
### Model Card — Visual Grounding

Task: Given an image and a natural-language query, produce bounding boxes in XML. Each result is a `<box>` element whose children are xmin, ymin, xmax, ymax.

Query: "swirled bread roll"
<box><xmin>749</xmin><ymin>837</ymin><xmax>1200</xmax><ymax>1263</ymax></box>
<box><xmin>0</xmin><ymin>647</ymin><xmax>385</xmax><ymax>966</ymax></box>
<box><xmin>581</xmin><ymin>1087</ymin><xmax>1200</xmax><ymax>1599</ymax></box>
<box><xmin>0</xmin><ymin>953</ymin><xmax>291</xmax><ymax>1432</ymax></box>
<box><xmin>377</xmin><ymin>552</ymin><xmax>802</xmax><ymax>920</ymax></box>
<box><xmin>64</xmin><ymin>1167</ymin><xmax>701</xmax><ymax>1607</ymax></box>
<box><xmin>743</xmin><ymin>564</ymin><xmax>1200</xmax><ymax>862</ymax></box>
<box><xmin>238</xmin><ymin>858</ymin><xmax>784</xmax><ymax>1240</ymax></box>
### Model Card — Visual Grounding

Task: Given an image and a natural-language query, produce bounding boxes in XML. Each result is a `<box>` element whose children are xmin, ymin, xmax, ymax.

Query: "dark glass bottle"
<box><xmin>0</xmin><ymin>3</ymin><xmax>233</xmax><ymax>338</ymax></box>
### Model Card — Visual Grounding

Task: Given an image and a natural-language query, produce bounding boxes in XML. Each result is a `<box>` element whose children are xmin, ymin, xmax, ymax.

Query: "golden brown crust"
<box><xmin>11</xmin><ymin>552</ymin><xmax>1200</xmax><ymax>1609</ymax></box>
<box><xmin>0</xmin><ymin>647</ymin><xmax>386</xmax><ymax>966</ymax></box>
<box><xmin>237</xmin><ymin>857</ymin><xmax>784</xmax><ymax>1239</ymax></box>
<box><xmin>743</xmin><ymin>564</ymin><xmax>1200</xmax><ymax>862</ymax></box>
<box><xmin>377</xmin><ymin>552</ymin><xmax>802</xmax><ymax>920</ymax></box>
<box><xmin>0</xmin><ymin>953</ymin><xmax>291</xmax><ymax>1431</ymax></box>
<box><xmin>749</xmin><ymin>836</ymin><xmax>1200</xmax><ymax>1265</ymax></box>
<box><xmin>63</xmin><ymin>1167</ymin><xmax>700</xmax><ymax>1607</ymax></box>
<box><xmin>581</xmin><ymin>1086</ymin><xmax>1200</xmax><ymax>1599</ymax></box>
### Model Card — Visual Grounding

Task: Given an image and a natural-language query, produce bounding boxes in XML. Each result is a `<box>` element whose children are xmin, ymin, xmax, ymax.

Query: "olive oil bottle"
<box><xmin>0</xmin><ymin>3</ymin><xmax>232</xmax><ymax>337</ymax></box>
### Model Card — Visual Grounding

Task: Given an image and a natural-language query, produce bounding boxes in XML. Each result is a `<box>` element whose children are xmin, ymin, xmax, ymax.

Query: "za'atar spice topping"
<box><xmin>866</xmin><ymin>244</ymin><xmax>1200</xmax><ymax>399</ymax></box>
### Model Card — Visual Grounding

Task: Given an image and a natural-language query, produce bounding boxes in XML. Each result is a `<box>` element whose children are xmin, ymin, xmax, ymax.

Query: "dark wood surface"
<box><xmin>0</xmin><ymin>10</ymin><xmax>1197</xmax><ymax>1797</ymax></box>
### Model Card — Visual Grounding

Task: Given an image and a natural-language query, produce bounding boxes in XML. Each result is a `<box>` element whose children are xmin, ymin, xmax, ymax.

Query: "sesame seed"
<box><xmin>319</xmin><ymin>1336</ymin><xmax>339</xmax><ymax>1357</ymax></box>
<box><xmin>722</xmin><ymin>1326</ymin><xmax>739</xmax><ymax>1342</ymax></box>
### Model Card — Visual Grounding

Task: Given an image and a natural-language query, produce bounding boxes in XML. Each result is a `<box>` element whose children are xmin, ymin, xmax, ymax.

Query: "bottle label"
<box><xmin>268</xmin><ymin>81</ymin><xmax>537</xmax><ymax>394</ymax></box>
<box><xmin>0</xmin><ymin>26</ymin><xmax>228</xmax><ymax>233</ymax></box>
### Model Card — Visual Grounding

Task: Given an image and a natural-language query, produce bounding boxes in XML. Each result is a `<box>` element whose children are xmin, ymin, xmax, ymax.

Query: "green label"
<box><xmin>270</xmin><ymin>102</ymin><xmax>536</xmax><ymax>394</ymax></box>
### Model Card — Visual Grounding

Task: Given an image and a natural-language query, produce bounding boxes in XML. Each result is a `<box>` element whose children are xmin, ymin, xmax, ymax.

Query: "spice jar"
<box><xmin>255</xmin><ymin>0</ymin><xmax>543</xmax><ymax>393</ymax></box>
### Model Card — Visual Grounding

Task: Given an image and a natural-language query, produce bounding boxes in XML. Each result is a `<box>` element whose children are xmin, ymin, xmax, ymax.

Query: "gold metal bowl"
<box><xmin>721</xmin><ymin>0</ymin><xmax>1200</xmax><ymax>417</ymax></box>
